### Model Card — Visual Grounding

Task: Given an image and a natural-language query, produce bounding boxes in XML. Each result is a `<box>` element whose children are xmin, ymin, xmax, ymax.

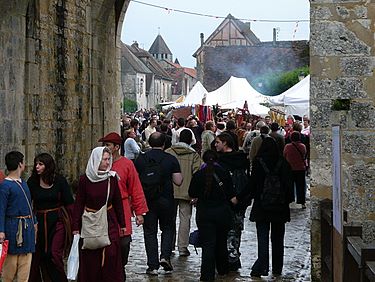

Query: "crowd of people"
<box><xmin>0</xmin><ymin>108</ymin><xmax>311</xmax><ymax>281</ymax></box>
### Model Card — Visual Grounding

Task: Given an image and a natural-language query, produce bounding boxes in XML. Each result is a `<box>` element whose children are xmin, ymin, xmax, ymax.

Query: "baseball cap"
<box><xmin>98</xmin><ymin>132</ymin><xmax>122</xmax><ymax>145</ymax></box>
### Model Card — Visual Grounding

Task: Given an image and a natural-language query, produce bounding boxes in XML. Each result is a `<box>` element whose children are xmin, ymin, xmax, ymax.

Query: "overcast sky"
<box><xmin>121</xmin><ymin>0</ymin><xmax>310</xmax><ymax>68</ymax></box>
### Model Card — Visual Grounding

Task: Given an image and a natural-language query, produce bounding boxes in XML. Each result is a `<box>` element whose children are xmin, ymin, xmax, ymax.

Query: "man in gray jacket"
<box><xmin>165</xmin><ymin>129</ymin><xmax>202</xmax><ymax>256</ymax></box>
<box><xmin>200</xmin><ymin>121</ymin><xmax>216</xmax><ymax>156</ymax></box>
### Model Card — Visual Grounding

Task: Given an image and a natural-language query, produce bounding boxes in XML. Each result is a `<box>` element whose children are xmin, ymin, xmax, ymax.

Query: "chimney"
<box><xmin>246</xmin><ymin>22</ymin><xmax>251</xmax><ymax>30</ymax></box>
<box><xmin>200</xmin><ymin>33</ymin><xmax>204</xmax><ymax>46</ymax></box>
<box><xmin>273</xmin><ymin>28</ymin><xmax>277</xmax><ymax>46</ymax></box>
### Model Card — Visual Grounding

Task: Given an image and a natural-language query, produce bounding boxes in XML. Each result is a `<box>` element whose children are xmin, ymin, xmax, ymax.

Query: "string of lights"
<box><xmin>130</xmin><ymin>0</ymin><xmax>309</xmax><ymax>23</ymax></box>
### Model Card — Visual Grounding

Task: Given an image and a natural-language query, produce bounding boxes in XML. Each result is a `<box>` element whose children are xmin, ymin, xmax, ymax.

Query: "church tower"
<box><xmin>149</xmin><ymin>34</ymin><xmax>173</xmax><ymax>62</ymax></box>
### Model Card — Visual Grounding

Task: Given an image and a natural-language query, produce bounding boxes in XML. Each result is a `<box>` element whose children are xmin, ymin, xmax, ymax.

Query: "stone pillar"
<box><xmin>0</xmin><ymin>1</ymin><xmax>29</xmax><ymax>165</ymax></box>
<box><xmin>310</xmin><ymin>1</ymin><xmax>375</xmax><ymax>280</ymax></box>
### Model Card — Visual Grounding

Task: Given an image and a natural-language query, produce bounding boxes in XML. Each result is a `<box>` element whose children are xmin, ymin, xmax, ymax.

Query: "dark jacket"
<box><xmin>217</xmin><ymin>151</ymin><xmax>251</xmax><ymax>209</ymax></box>
<box><xmin>217</xmin><ymin>151</ymin><xmax>249</xmax><ymax>172</ymax></box>
<box><xmin>189</xmin><ymin>165</ymin><xmax>235</xmax><ymax>227</ymax></box>
<box><xmin>249</xmin><ymin>156</ymin><xmax>294</xmax><ymax>223</ymax></box>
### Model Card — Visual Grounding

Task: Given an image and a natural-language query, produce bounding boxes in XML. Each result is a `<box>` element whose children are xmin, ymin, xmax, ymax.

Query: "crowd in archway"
<box><xmin>0</xmin><ymin>109</ymin><xmax>311</xmax><ymax>281</ymax></box>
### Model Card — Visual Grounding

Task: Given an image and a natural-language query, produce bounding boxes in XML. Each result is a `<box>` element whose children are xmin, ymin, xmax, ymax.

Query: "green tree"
<box><xmin>123</xmin><ymin>98</ymin><xmax>137</xmax><ymax>113</ymax></box>
<box><xmin>252</xmin><ymin>66</ymin><xmax>309</xmax><ymax>96</ymax></box>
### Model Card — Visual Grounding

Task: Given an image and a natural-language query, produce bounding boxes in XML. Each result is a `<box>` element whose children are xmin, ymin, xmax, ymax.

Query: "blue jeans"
<box><xmin>251</xmin><ymin>221</ymin><xmax>285</xmax><ymax>275</ymax></box>
<box><xmin>143</xmin><ymin>196</ymin><xmax>175</xmax><ymax>269</ymax></box>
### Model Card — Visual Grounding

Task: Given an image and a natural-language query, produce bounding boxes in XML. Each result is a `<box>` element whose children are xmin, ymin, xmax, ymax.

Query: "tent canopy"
<box><xmin>221</xmin><ymin>100</ymin><xmax>270</xmax><ymax>117</ymax></box>
<box><xmin>205</xmin><ymin>76</ymin><xmax>269</xmax><ymax>106</ymax></box>
<box><xmin>182</xmin><ymin>81</ymin><xmax>208</xmax><ymax>106</ymax></box>
<box><xmin>162</xmin><ymin>81</ymin><xmax>208</xmax><ymax>110</ymax></box>
<box><xmin>267</xmin><ymin>75</ymin><xmax>310</xmax><ymax>117</ymax></box>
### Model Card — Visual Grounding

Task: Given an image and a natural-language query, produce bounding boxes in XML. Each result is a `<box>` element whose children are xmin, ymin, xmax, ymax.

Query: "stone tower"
<box><xmin>148</xmin><ymin>34</ymin><xmax>173</xmax><ymax>63</ymax></box>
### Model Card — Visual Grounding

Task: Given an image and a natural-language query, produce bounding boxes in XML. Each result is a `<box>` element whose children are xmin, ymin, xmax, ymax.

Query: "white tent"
<box><xmin>162</xmin><ymin>81</ymin><xmax>208</xmax><ymax>110</ymax></box>
<box><xmin>221</xmin><ymin>100</ymin><xmax>270</xmax><ymax>117</ymax></box>
<box><xmin>182</xmin><ymin>81</ymin><xmax>208</xmax><ymax>106</ymax></box>
<box><xmin>267</xmin><ymin>75</ymin><xmax>310</xmax><ymax>117</ymax></box>
<box><xmin>205</xmin><ymin>76</ymin><xmax>269</xmax><ymax>106</ymax></box>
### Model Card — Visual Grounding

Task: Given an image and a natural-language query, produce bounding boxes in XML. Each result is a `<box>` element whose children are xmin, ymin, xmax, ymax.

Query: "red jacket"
<box><xmin>112</xmin><ymin>157</ymin><xmax>148</xmax><ymax>236</ymax></box>
<box><xmin>283</xmin><ymin>141</ymin><xmax>306</xmax><ymax>171</ymax></box>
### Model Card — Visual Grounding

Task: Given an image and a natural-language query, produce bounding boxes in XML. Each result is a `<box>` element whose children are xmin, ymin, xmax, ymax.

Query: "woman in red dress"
<box><xmin>72</xmin><ymin>147</ymin><xmax>126</xmax><ymax>282</ymax></box>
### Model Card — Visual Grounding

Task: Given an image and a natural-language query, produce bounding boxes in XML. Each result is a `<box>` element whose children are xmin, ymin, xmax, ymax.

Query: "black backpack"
<box><xmin>229</xmin><ymin>169</ymin><xmax>251</xmax><ymax>209</ymax></box>
<box><xmin>138</xmin><ymin>154</ymin><xmax>165</xmax><ymax>201</ymax></box>
<box><xmin>258</xmin><ymin>158</ymin><xmax>285</xmax><ymax>212</ymax></box>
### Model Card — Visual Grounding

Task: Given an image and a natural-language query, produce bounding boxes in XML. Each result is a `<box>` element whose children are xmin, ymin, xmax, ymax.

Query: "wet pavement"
<box><xmin>126</xmin><ymin>196</ymin><xmax>311</xmax><ymax>281</ymax></box>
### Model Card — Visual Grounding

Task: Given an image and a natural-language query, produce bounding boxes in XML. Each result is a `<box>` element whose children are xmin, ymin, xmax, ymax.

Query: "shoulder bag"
<box><xmin>292</xmin><ymin>142</ymin><xmax>308</xmax><ymax>169</ymax></box>
<box><xmin>80</xmin><ymin>180</ymin><xmax>111</xmax><ymax>250</ymax></box>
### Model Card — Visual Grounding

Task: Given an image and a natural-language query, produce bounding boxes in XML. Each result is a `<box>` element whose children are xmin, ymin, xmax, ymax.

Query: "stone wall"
<box><xmin>199</xmin><ymin>41</ymin><xmax>309</xmax><ymax>91</ymax></box>
<box><xmin>310</xmin><ymin>0</ymin><xmax>375</xmax><ymax>280</ymax></box>
<box><xmin>0</xmin><ymin>0</ymin><xmax>130</xmax><ymax>182</ymax></box>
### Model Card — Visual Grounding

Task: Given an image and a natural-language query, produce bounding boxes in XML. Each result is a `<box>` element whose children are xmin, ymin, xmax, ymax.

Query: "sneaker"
<box><xmin>160</xmin><ymin>258</ymin><xmax>173</xmax><ymax>271</ymax></box>
<box><xmin>146</xmin><ymin>268</ymin><xmax>158</xmax><ymax>276</ymax></box>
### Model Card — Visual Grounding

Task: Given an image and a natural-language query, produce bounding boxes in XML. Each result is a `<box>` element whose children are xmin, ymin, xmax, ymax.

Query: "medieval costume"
<box><xmin>28</xmin><ymin>175</ymin><xmax>74</xmax><ymax>282</ymax></box>
<box><xmin>71</xmin><ymin>147</ymin><xmax>125</xmax><ymax>282</ymax></box>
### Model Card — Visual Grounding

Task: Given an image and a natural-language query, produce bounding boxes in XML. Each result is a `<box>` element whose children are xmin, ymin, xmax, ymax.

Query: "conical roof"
<box><xmin>149</xmin><ymin>34</ymin><xmax>172</xmax><ymax>55</ymax></box>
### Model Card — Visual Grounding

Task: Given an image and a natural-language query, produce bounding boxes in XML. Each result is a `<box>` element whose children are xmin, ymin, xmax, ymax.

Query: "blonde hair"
<box><xmin>125</xmin><ymin>128</ymin><xmax>135</xmax><ymax>138</ymax></box>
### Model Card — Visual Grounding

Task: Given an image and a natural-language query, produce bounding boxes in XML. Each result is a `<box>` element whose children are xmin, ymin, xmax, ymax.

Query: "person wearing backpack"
<box><xmin>248</xmin><ymin>137</ymin><xmax>294</xmax><ymax>279</ymax></box>
<box><xmin>188</xmin><ymin>150</ymin><xmax>237</xmax><ymax>281</ymax></box>
<box><xmin>215</xmin><ymin>133</ymin><xmax>250</xmax><ymax>272</ymax></box>
<box><xmin>165</xmin><ymin>129</ymin><xmax>202</xmax><ymax>257</ymax></box>
<box><xmin>134</xmin><ymin>132</ymin><xmax>183</xmax><ymax>275</ymax></box>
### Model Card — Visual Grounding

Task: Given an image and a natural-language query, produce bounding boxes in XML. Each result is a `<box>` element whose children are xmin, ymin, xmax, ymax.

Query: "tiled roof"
<box><xmin>228</xmin><ymin>14</ymin><xmax>260</xmax><ymax>45</ymax></box>
<box><xmin>163</xmin><ymin>60</ymin><xmax>197</xmax><ymax>78</ymax></box>
<box><xmin>148</xmin><ymin>34</ymin><xmax>172</xmax><ymax>55</ymax></box>
<box><xmin>183</xmin><ymin>67</ymin><xmax>197</xmax><ymax>78</ymax></box>
<box><xmin>121</xmin><ymin>42</ymin><xmax>152</xmax><ymax>74</ymax></box>
<box><xmin>193</xmin><ymin>13</ymin><xmax>261</xmax><ymax>57</ymax></box>
<box><xmin>128</xmin><ymin>42</ymin><xmax>172</xmax><ymax>81</ymax></box>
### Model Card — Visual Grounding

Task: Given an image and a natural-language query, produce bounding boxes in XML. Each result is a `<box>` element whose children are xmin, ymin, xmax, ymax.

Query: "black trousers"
<box><xmin>251</xmin><ymin>221</ymin><xmax>285</xmax><ymax>275</ymax></box>
<box><xmin>292</xmin><ymin>170</ymin><xmax>306</xmax><ymax>204</ymax></box>
<box><xmin>143</xmin><ymin>196</ymin><xmax>175</xmax><ymax>269</ymax></box>
<box><xmin>197</xmin><ymin>206</ymin><xmax>232</xmax><ymax>281</ymax></box>
<box><xmin>120</xmin><ymin>235</ymin><xmax>132</xmax><ymax>279</ymax></box>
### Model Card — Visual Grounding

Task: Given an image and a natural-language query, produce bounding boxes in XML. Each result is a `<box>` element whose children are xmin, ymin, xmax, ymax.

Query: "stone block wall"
<box><xmin>310</xmin><ymin>0</ymin><xmax>375</xmax><ymax>280</ymax></box>
<box><xmin>0</xmin><ymin>0</ymin><xmax>130</xmax><ymax>182</ymax></box>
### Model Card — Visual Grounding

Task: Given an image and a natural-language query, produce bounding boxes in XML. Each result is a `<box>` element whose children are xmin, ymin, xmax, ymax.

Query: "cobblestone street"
<box><xmin>126</xmin><ymin>197</ymin><xmax>311</xmax><ymax>281</ymax></box>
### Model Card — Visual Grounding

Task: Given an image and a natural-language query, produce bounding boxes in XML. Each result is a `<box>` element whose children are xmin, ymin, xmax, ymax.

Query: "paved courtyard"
<box><xmin>126</xmin><ymin>196</ymin><xmax>311</xmax><ymax>281</ymax></box>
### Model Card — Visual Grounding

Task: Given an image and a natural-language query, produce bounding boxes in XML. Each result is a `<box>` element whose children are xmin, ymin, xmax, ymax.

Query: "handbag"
<box><xmin>67</xmin><ymin>234</ymin><xmax>80</xmax><ymax>280</ymax></box>
<box><xmin>80</xmin><ymin>180</ymin><xmax>111</xmax><ymax>250</ymax></box>
<box><xmin>189</xmin><ymin>229</ymin><xmax>201</xmax><ymax>254</ymax></box>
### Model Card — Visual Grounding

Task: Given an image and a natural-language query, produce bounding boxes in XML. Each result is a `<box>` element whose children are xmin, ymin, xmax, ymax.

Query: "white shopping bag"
<box><xmin>67</xmin><ymin>234</ymin><xmax>80</xmax><ymax>280</ymax></box>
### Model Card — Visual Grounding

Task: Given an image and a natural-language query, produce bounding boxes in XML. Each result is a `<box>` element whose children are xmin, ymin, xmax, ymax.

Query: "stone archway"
<box><xmin>1</xmin><ymin>2</ymin><xmax>374</xmax><ymax>281</ymax></box>
<box><xmin>0</xmin><ymin>0</ymin><xmax>131</xmax><ymax>181</ymax></box>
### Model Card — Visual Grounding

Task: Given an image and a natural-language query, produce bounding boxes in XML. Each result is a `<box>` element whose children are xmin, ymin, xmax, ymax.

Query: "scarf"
<box><xmin>85</xmin><ymin>147</ymin><xmax>117</xmax><ymax>183</ymax></box>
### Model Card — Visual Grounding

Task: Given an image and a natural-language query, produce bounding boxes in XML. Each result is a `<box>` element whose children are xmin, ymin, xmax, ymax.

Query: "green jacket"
<box><xmin>165</xmin><ymin>143</ymin><xmax>202</xmax><ymax>200</ymax></box>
